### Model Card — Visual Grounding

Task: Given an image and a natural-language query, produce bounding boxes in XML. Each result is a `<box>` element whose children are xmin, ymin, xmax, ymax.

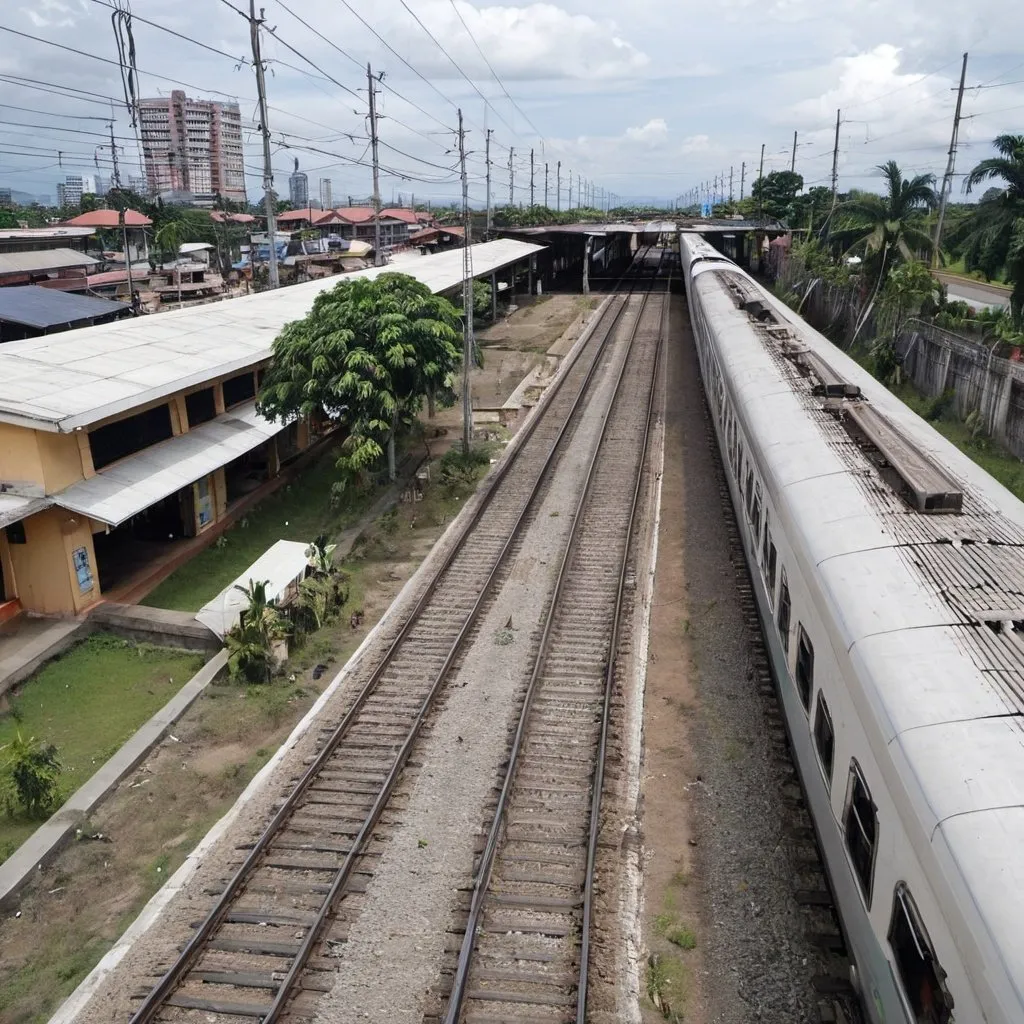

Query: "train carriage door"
<box><xmin>888</xmin><ymin>884</ymin><xmax>954</xmax><ymax>1024</ymax></box>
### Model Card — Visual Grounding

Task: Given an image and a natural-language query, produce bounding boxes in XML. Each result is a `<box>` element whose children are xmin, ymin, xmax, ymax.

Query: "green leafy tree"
<box><xmin>1</xmin><ymin>733</ymin><xmax>62</xmax><ymax>820</ymax></box>
<box><xmin>258</xmin><ymin>273</ymin><xmax>462</xmax><ymax>488</ymax></box>
<box><xmin>0</xmin><ymin>209</ymin><xmax>19</xmax><ymax>229</ymax></box>
<box><xmin>788</xmin><ymin>186</ymin><xmax>835</xmax><ymax>232</ymax></box>
<box><xmin>225</xmin><ymin>579</ymin><xmax>288</xmax><ymax>683</ymax></box>
<box><xmin>751</xmin><ymin>170</ymin><xmax>804</xmax><ymax>221</ymax></box>
<box><xmin>957</xmin><ymin>134</ymin><xmax>1024</xmax><ymax>324</ymax></box>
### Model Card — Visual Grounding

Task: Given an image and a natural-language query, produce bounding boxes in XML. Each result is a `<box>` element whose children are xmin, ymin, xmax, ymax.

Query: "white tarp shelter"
<box><xmin>196</xmin><ymin>539</ymin><xmax>310</xmax><ymax>639</ymax></box>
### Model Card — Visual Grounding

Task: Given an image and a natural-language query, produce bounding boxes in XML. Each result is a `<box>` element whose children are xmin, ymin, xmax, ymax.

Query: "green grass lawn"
<box><xmin>0</xmin><ymin>633</ymin><xmax>204</xmax><ymax>862</ymax></box>
<box><xmin>142</xmin><ymin>448</ymin><xmax>368</xmax><ymax>613</ymax></box>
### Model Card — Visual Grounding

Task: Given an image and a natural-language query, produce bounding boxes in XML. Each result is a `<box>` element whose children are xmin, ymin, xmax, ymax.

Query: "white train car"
<box><xmin>680</xmin><ymin>231</ymin><xmax>1024</xmax><ymax>1024</ymax></box>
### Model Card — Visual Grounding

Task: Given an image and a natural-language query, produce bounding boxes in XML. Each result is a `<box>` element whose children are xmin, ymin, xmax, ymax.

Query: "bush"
<box><xmin>1</xmin><ymin>732</ymin><xmax>63</xmax><ymax>819</ymax></box>
<box><xmin>439</xmin><ymin>445</ymin><xmax>491</xmax><ymax>489</ymax></box>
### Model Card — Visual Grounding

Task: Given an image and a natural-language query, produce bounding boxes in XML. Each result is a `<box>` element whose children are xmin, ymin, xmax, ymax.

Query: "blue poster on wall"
<box><xmin>701</xmin><ymin>201</ymin><xmax>712</xmax><ymax>218</ymax></box>
<box><xmin>73</xmin><ymin>546</ymin><xmax>94</xmax><ymax>594</ymax></box>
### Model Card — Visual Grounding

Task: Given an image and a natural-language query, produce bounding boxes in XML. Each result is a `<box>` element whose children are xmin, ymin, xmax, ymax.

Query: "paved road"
<box><xmin>936</xmin><ymin>272</ymin><xmax>1010</xmax><ymax>311</ymax></box>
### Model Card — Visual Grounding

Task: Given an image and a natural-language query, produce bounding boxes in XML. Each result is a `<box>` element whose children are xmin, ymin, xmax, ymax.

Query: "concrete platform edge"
<box><xmin>47</xmin><ymin>293</ymin><xmax>614</xmax><ymax>1024</ymax></box>
<box><xmin>0</xmin><ymin>648</ymin><xmax>228</xmax><ymax>911</ymax></box>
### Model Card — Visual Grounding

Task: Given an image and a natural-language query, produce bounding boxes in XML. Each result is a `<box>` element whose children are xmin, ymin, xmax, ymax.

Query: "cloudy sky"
<box><xmin>2</xmin><ymin>0</ymin><xmax>1024</xmax><ymax>207</ymax></box>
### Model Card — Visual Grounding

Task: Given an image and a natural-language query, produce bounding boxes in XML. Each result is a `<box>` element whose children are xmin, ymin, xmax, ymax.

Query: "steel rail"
<box><xmin>442</xmin><ymin>250</ymin><xmax>668</xmax><ymax>1024</ymax></box>
<box><xmin>128</xmin><ymin>252</ymin><xmax>654</xmax><ymax>1024</ymax></box>
<box><xmin>576</xmin><ymin>259</ymin><xmax>670</xmax><ymax>1023</ymax></box>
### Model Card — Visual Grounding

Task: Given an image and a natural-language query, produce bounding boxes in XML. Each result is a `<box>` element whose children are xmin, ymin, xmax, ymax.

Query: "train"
<box><xmin>679</xmin><ymin>231</ymin><xmax>1024</xmax><ymax>1024</ymax></box>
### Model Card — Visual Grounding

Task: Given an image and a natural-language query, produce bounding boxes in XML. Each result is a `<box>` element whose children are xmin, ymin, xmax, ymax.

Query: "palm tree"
<box><xmin>959</xmin><ymin>134</ymin><xmax>1024</xmax><ymax>324</ymax></box>
<box><xmin>840</xmin><ymin>161</ymin><xmax>937</xmax><ymax>341</ymax></box>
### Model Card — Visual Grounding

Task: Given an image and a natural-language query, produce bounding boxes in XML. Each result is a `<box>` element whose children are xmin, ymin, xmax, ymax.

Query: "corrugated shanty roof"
<box><xmin>0</xmin><ymin>286</ymin><xmax>128</xmax><ymax>329</ymax></box>
<box><xmin>0</xmin><ymin>249</ymin><xmax>100</xmax><ymax>275</ymax></box>
<box><xmin>0</xmin><ymin>239</ymin><xmax>545</xmax><ymax>433</ymax></box>
<box><xmin>52</xmin><ymin>402</ymin><xmax>284</xmax><ymax>526</ymax></box>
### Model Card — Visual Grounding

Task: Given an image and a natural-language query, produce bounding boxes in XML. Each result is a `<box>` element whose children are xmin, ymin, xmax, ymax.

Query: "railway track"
<box><xmin>126</xmin><ymin>252</ymin><xmax>664</xmax><ymax>1024</ymax></box>
<box><xmin>438</xmin><ymin>277</ymin><xmax>667</xmax><ymax>1023</ymax></box>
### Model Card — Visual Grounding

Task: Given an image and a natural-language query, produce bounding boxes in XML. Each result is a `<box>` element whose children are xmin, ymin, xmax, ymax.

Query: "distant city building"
<box><xmin>128</xmin><ymin>174</ymin><xmax>149</xmax><ymax>196</ymax></box>
<box><xmin>319</xmin><ymin>177</ymin><xmax>333</xmax><ymax>210</ymax></box>
<box><xmin>56</xmin><ymin>175</ymin><xmax>96</xmax><ymax>208</ymax></box>
<box><xmin>0</xmin><ymin>188</ymin><xmax>11</xmax><ymax>208</ymax></box>
<box><xmin>138</xmin><ymin>90</ymin><xmax>246</xmax><ymax>205</ymax></box>
<box><xmin>289</xmin><ymin>158</ymin><xmax>309</xmax><ymax>208</ymax></box>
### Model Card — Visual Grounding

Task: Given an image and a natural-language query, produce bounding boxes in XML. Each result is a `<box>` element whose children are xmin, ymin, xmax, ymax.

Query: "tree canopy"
<box><xmin>258</xmin><ymin>273</ymin><xmax>462</xmax><ymax>489</ymax></box>
<box><xmin>750</xmin><ymin>170</ymin><xmax>804</xmax><ymax>221</ymax></box>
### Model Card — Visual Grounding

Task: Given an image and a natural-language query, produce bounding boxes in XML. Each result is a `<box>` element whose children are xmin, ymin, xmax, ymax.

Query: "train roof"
<box><xmin>683</xmin><ymin>238</ymin><xmax>1024</xmax><ymax>1016</ymax></box>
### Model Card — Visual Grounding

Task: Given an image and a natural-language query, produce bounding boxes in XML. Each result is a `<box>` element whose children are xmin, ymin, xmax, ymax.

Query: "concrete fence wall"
<box><xmin>898</xmin><ymin>318</ymin><xmax>1024</xmax><ymax>459</ymax></box>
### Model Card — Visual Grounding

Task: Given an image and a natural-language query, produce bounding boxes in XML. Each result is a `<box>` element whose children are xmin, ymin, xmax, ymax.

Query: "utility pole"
<box><xmin>729</xmin><ymin>166</ymin><xmax>734</xmax><ymax>203</ymax></box>
<box><xmin>556</xmin><ymin>161</ymin><xmax>561</xmax><ymax>211</ymax></box>
<box><xmin>458</xmin><ymin>109</ymin><xmax>474</xmax><ymax>456</ymax></box>
<box><xmin>367</xmin><ymin>63</ymin><xmax>383</xmax><ymax>267</ymax></box>
<box><xmin>108</xmin><ymin>119</ymin><xmax>139</xmax><ymax>312</ymax></box>
<box><xmin>757</xmin><ymin>144</ymin><xmax>765</xmax><ymax>221</ymax></box>
<box><xmin>530</xmin><ymin>148</ymin><xmax>535</xmax><ymax>207</ymax></box>
<box><xmin>545</xmin><ymin>162</ymin><xmax>549</xmax><ymax>207</ymax></box>
<box><xmin>791</xmin><ymin>130</ymin><xmax>798</xmax><ymax>173</ymax></box>
<box><xmin>934</xmin><ymin>52</ymin><xmax>969</xmax><ymax>268</ymax></box>
<box><xmin>249</xmin><ymin>1</ymin><xmax>279</xmax><ymax>288</ymax></box>
<box><xmin>508</xmin><ymin>147</ymin><xmax>514</xmax><ymax>205</ymax></box>
<box><xmin>740</xmin><ymin>162</ymin><xmax>746</xmax><ymax>201</ymax></box>
<box><xmin>485</xmin><ymin>128</ymin><xmax>493</xmax><ymax>236</ymax></box>
<box><xmin>569</xmin><ymin>170</ymin><xmax>573</xmax><ymax>210</ymax></box>
<box><xmin>830</xmin><ymin>108</ymin><xmax>841</xmax><ymax>207</ymax></box>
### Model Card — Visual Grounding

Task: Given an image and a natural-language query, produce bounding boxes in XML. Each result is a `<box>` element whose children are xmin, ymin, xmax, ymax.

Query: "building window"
<box><xmin>844</xmin><ymin>761</ymin><xmax>878</xmax><ymax>906</ymax></box>
<box><xmin>813</xmin><ymin>692</ymin><xmax>834</xmax><ymax>782</ymax></box>
<box><xmin>795</xmin><ymin>626</ymin><xmax>814</xmax><ymax>710</ymax></box>
<box><xmin>185</xmin><ymin>387</ymin><xmax>217</xmax><ymax>428</ymax></box>
<box><xmin>777</xmin><ymin>572</ymin><xmax>791</xmax><ymax>656</ymax></box>
<box><xmin>222</xmin><ymin>371</ymin><xmax>256</xmax><ymax>408</ymax></box>
<box><xmin>888</xmin><ymin>884</ymin><xmax>953</xmax><ymax>1024</ymax></box>
<box><xmin>6</xmin><ymin>521</ymin><xmax>26</xmax><ymax>545</ymax></box>
<box><xmin>89</xmin><ymin>403</ymin><xmax>174</xmax><ymax>470</ymax></box>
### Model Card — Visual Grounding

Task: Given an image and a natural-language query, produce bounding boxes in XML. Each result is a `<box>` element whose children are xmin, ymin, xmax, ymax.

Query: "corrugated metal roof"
<box><xmin>0</xmin><ymin>493</ymin><xmax>51</xmax><ymax>529</ymax></box>
<box><xmin>0</xmin><ymin>249</ymin><xmax>100</xmax><ymax>275</ymax></box>
<box><xmin>0</xmin><ymin>286</ymin><xmax>128</xmax><ymax>329</ymax></box>
<box><xmin>196</xmin><ymin>539</ymin><xmax>310</xmax><ymax>638</ymax></box>
<box><xmin>51</xmin><ymin>402</ymin><xmax>285</xmax><ymax>526</ymax></box>
<box><xmin>0</xmin><ymin>239</ymin><xmax>545</xmax><ymax>432</ymax></box>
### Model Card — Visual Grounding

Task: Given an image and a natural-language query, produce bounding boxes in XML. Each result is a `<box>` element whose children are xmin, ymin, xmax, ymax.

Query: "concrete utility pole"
<box><xmin>367</xmin><ymin>62</ymin><xmax>383</xmax><ymax>267</ymax></box>
<box><xmin>458</xmin><ymin>109</ymin><xmax>474</xmax><ymax>456</ymax></box>
<box><xmin>556</xmin><ymin>161</ymin><xmax>562</xmax><ymax>211</ymax></box>
<box><xmin>791</xmin><ymin>130</ymin><xmax>798</xmax><ymax>173</ymax></box>
<box><xmin>530</xmin><ymin>148</ymin><xmax>535</xmax><ymax>207</ymax></box>
<box><xmin>729</xmin><ymin>166</ymin><xmax>734</xmax><ymax>203</ymax></box>
<box><xmin>830</xmin><ymin>108</ymin><xmax>841</xmax><ymax>206</ymax></box>
<box><xmin>250</xmin><ymin>0</ymin><xmax>279</xmax><ymax>288</ymax></box>
<box><xmin>545</xmin><ymin>162</ymin><xmax>549</xmax><ymax>207</ymax></box>
<box><xmin>568</xmin><ymin>170</ymin><xmax>573</xmax><ymax>210</ymax></box>
<box><xmin>485</xmin><ymin>128</ymin><xmax>493</xmax><ymax>236</ymax></box>
<box><xmin>757</xmin><ymin>144</ymin><xmax>765</xmax><ymax>221</ymax></box>
<box><xmin>934</xmin><ymin>52</ymin><xmax>969</xmax><ymax>268</ymax></box>
<box><xmin>740</xmin><ymin>162</ymin><xmax>746</xmax><ymax>202</ymax></box>
<box><xmin>508</xmin><ymin>147</ymin><xmax>514</xmax><ymax>205</ymax></box>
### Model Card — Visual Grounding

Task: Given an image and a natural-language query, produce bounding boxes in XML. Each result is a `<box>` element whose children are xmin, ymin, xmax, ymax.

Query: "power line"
<box><xmin>446</xmin><ymin>0</ymin><xmax>544</xmax><ymax>142</ymax></box>
<box><xmin>0</xmin><ymin>103</ymin><xmax>110</xmax><ymax>121</ymax></box>
<box><xmin>398</xmin><ymin>0</ymin><xmax>517</xmax><ymax>138</ymax></box>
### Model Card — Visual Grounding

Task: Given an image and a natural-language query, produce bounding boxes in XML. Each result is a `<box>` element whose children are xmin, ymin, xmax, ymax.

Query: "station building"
<box><xmin>0</xmin><ymin>238</ymin><xmax>544</xmax><ymax>617</ymax></box>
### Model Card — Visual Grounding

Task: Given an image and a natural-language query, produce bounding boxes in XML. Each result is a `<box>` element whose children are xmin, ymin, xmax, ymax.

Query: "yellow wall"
<box><xmin>37</xmin><ymin>430</ymin><xmax>86</xmax><ymax>493</ymax></box>
<box><xmin>0</xmin><ymin>422</ymin><xmax>44</xmax><ymax>491</ymax></box>
<box><xmin>6</xmin><ymin>508</ymin><xmax>98</xmax><ymax>615</ymax></box>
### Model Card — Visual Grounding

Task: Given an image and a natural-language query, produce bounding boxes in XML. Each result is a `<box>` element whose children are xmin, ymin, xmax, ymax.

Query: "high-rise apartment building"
<box><xmin>56</xmin><ymin>175</ymin><xmax>96</xmax><ymax>208</ymax></box>
<box><xmin>319</xmin><ymin>177</ymin><xmax>333</xmax><ymax>210</ymax></box>
<box><xmin>289</xmin><ymin>158</ymin><xmax>309</xmax><ymax>208</ymax></box>
<box><xmin>139</xmin><ymin>91</ymin><xmax>246</xmax><ymax>204</ymax></box>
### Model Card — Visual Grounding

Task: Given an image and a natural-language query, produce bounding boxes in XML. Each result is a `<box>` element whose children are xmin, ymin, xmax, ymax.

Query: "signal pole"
<box><xmin>249</xmin><ymin>0</ymin><xmax>279</xmax><ymax>288</ymax></box>
<box><xmin>367</xmin><ymin>63</ymin><xmax>382</xmax><ymax>267</ymax></box>
<box><xmin>458</xmin><ymin>109</ymin><xmax>474</xmax><ymax>456</ymax></box>
<box><xmin>933</xmin><ymin>52</ymin><xmax>969</xmax><ymax>268</ymax></box>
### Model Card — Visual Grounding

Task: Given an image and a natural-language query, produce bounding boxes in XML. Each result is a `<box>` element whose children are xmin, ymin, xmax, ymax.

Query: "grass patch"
<box><xmin>666</xmin><ymin>925</ymin><xmax>697</xmax><ymax>950</ymax></box>
<box><xmin>0</xmin><ymin>634</ymin><xmax>203</xmax><ymax>862</ymax></box>
<box><xmin>646</xmin><ymin>953</ymin><xmax>690</xmax><ymax>1021</ymax></box>
<box><xmin>143</xmin><ymin>448</ymin><xmax>364</xmax><ymax>612</ymax></box>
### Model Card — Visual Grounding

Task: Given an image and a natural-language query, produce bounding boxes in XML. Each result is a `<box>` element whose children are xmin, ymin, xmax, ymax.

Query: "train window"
<box><xmin>844</xmin><ymin>762</ymin><xmax>878</xmax><ymax>907</ymax></box>
<box><xmin>795</xmin><ymin>627</ymin><xmax>814</xmax><ymax>710</ymax></box>
<box><xmin>766</xmin><ymin>541</ymin><xmax>777</xmax><ymax>603</ymax></box>
<box><xmin>888</xmin><ymin>884</ymin><xmax>954</xmax><ymax>1024</ymax></box>
<box><xmin>745</xmin><ymin>469</ymin><xmax>755</xmax><ymax>516</ymax></box>
<box><xmin>777</xmin><ymin>572</ymin><xmax>791</xmax><ymax>656</ymax></box>
<box><xmin>752</xmin><ymin>483</ymin><xmax>762</xmax><ymax>538</ymax></box>
<box><xmin>813</xmin><ymin>692</ymin><xmax>834</xmax><ymax>782</ymax></box>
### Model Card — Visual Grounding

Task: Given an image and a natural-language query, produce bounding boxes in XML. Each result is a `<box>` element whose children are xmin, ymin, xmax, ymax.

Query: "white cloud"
<box><xmin>21</xmin><ymin>0</ymin><xmax>83</xmax><ymax>29</ymax></box>
<box><xmin>626</xmin><ymin>118</ymin><xmax>669</xmax><ymax>144</ymax></box>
